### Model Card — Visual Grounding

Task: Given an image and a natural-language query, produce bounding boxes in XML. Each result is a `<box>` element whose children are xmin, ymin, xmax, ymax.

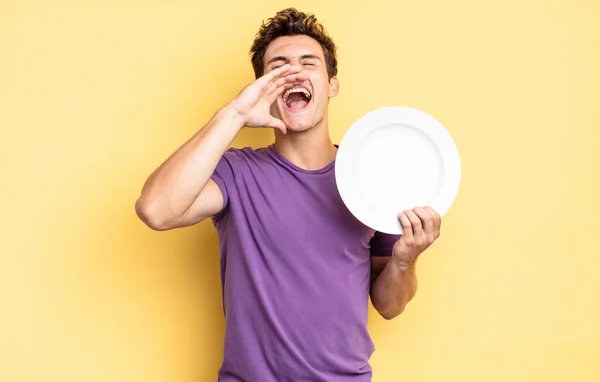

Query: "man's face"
<box><xmin>264</xmin><ymin>35</ymin><xmax>339</xmax><ymax>133</ymax></box>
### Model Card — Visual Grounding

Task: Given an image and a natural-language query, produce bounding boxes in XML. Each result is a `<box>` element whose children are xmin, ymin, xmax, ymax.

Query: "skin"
<box><xmin>263</xmin><ymin>35</ymin><xmax>340</xmax><ymax>170</ymax></box>
<box><xmin>370</xmin><ymin>207</ymin><xmax>441</xmax><ymax>319</ymax></box>
<box><xmin>135</xmin><ymin>34</ymin><xmax>441</xmax><ymax>320</ymax></box>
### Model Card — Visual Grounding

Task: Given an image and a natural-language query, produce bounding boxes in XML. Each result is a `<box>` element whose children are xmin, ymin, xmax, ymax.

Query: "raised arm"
<box><xmin>135</xmin><ymin>64</ymin><xmax>307</xmax><ymax>230</ymax></box>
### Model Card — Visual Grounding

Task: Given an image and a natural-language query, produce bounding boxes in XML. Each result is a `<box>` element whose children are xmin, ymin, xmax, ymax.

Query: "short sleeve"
<box><xmin>210</xmin><ymin>148</ymin><xmax>240</xmax><ymax>220</ymax></box>
<box><xmin>369</xmin><ymin>231</ymin><xmax>400</xmax><ymax>257</ymax></box>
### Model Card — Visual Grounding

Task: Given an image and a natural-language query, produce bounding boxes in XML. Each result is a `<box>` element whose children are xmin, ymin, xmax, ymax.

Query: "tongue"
<box><xmin>285</xmin><ymin>93</ymin><xmax>309</xmax><ymax>111</ymax></box>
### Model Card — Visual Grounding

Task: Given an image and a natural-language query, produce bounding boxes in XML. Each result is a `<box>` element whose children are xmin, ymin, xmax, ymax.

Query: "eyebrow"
<box><xmin>267</xmin><ymin>54</ymin><xmax>322</xmax><ymax>65</ymax></box>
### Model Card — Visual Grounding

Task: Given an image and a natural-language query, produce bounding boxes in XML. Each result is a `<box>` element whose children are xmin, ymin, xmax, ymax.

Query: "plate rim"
<box><xmin>335</xmin><ymin>106</ymin><xmax>461</xmax><ymax>235</ymax></box>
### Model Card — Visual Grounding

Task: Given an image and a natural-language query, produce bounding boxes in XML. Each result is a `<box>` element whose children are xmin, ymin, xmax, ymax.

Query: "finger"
<box><xmin>266</xmin><ymin>73</ymin><xmax>310</xmax><ymax>103</ymax></box>
<box><xmin>267</xmin><ymin>81</ymin><xmax>295</xmax><ymax>97</ymax></box>
<box><xmin>413</xmin><ymin>207</ymin><xmax>433</xmax><ymax>239</ymax></box>
<box><xmin>404</xmin><ymin>209</ymin><xmax>423</xmax><ymax>240</ymax></box>
<box><xmin>265</xmin><ymin>72</ymin><xmax>309</xmax><ymax>104</ymax></box>
<box><xmin>398</xmin><ymin>212</ymin><xmax>413</xmax><ymax>242</ymax></box>
<box><xmin>267</xmin><ymin>117</ymin><xmax>287</xmax><ymax>134</ymax></box>
<box><xmin>272</xmin><ymin>72</ymin><xmax>310</xmax><ymax>88</ymax></box>
<box><xmin>424</xmin><ymin>206</ymin><xmax>441</xmax><ymax>238</ymax></box>
<box><xmin>261</xmin><ymin>64</ymin><xmax>301</xmax><ymax>86</ymax></box>
<box><xmin>260</xmin><ymin>64</ymin><xmax>290</xmax><ymax>84</ymax></box>
<box><xmin>265</xmin><ymin>82</ymin><xmax>296</xmax><ymax>104</ymax></box>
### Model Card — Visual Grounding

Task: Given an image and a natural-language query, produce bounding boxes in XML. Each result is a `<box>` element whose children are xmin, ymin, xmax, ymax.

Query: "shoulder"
<box><xmin>214</xmin><ymin>145</ymin><xmax>274</xmax><ymax>180</ymax></box>
<box><xmin>221</xmin><ymin>145</ymin><xmax>272</xmax><ymax>166</ymax></box>
<box><xmin>223</xmin><ymin>145</ymin><xmax>269</xmax><ymax>157</ymax></box>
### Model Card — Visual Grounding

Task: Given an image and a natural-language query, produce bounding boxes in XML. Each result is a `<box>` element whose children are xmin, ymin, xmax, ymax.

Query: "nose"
<box><xmin>289</xmin><ymin>70</ymin><xmax>309</xmax><ymax>85</ymax></box>
<box><xmin>289</xmin><ymin>63</ymin><xmax>303</xmax><ymax>73</ymax></box>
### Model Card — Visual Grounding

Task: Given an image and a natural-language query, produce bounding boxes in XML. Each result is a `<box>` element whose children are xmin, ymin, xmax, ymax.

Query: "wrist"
<box><xmin>217</xmin><ymin>105</ymin><xmax>246</xmax><ymax>131</ymax></box>
<box><xmin>392</xmin><ymin>256</ymin><xmax>416</xmax><ymax>270</ymax></box>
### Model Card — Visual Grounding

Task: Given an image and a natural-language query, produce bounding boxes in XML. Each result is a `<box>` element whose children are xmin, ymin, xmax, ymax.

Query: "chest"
<box><xmin>231</xmin><ymin>165</ymin><xmax>374</xmax><ymax>253</ymax></box>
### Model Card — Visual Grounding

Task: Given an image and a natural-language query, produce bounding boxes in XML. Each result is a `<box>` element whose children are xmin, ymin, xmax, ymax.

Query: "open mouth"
<box><xmin>282</xmin><ymin>87</ymin><xmax>312</xmax><ymax>111</ymax></box>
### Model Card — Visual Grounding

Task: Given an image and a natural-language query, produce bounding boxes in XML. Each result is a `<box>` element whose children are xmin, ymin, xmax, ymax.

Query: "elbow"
<box><xmin>380</xmin><ymin>310</ymin><xmax>402</xmax><ymax>321</ymax></box>
<box><xmin>375</xmin><ymin>304</ymin><xmax>405</xmax><ymax>320</ymax></box>
<box><xmin>135</xmin><ymin>197</ymin><xmax>172</xmax><ymax>231</ymax></box>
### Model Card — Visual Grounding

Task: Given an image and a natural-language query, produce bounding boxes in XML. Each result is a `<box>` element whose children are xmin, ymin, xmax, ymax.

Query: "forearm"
<box><xmin>136</xmin><ymin>106</ymin><xmax>243</xmax><ymax>223</ymax></box>
<box><xmin>371</xmin><ymin>258</ymin><xmax>418</xmax><ymax>320</ymax></box>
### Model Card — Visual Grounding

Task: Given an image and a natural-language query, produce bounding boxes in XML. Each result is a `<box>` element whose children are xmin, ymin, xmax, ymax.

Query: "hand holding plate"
<box><xmin>392</xmin><ymin>206</ymin><xmax>441</xmax><ymax>265</ymax></box>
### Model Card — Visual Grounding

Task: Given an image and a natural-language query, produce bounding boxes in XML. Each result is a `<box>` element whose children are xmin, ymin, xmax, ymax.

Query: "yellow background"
<box><xmin>2</xmin><ymin>0</ymin><xmax>599</xmax><ymax>381</ymax></box>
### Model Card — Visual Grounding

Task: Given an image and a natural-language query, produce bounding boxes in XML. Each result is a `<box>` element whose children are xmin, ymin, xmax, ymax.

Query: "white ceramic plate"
<box><xmin>335</xmin><ymin>106</ymin><xmax>461</xmax><ymax>235</ymax></box>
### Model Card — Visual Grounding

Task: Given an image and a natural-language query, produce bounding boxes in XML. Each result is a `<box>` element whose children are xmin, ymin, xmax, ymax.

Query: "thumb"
<box><xmin>268</xmin><ymin>117</ymin><xmax>287</xmax><ymax>134</ymax></box>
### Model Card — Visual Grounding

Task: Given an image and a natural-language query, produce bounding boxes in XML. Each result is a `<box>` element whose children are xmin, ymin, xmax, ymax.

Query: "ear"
<box><xmin>328</xmin><ymin>76</ymin><xmax>339</xmax><ymax>98</ymax></box>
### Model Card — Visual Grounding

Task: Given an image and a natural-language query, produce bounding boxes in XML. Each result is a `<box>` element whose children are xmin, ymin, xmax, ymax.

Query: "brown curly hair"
<box><xmin>250</xmin><ymin>8</ymin><xmax>338</xmax><ymax>79</ymax></box>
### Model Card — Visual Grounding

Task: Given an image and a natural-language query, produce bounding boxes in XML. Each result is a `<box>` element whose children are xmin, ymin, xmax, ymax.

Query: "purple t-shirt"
<box><xmin>210</xmin><ymin>145</ymin><xmax>398</xmax><ymax>382</ymax></box>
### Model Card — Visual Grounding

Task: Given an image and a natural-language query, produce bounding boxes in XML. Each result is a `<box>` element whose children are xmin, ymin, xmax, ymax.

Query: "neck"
<box><xmin>273</xmin><ymin>121</ymin><xmax>337</xmax><ymax>171</ymax></box>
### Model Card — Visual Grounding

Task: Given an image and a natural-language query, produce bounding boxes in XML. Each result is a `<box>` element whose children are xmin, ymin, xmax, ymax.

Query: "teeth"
<box><xmin>282</xmin><ymin>87</ymin><xmax>312</xmax><ymax>103</ymax></box>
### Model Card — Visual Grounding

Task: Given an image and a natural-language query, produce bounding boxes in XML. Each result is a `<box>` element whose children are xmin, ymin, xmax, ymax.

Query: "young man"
<box><xmin>135</xmin><ymin>8</ymin><xmax>441</xmax><ymax>382</ymax></box>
